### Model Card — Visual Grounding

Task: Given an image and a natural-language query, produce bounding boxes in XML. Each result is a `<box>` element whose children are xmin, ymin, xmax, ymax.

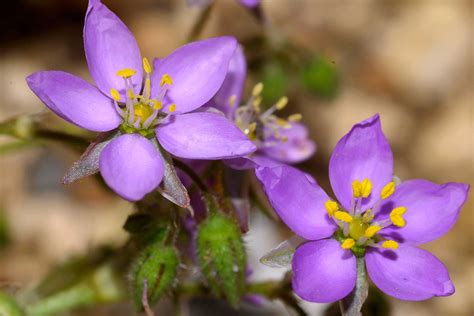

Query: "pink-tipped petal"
<box><xmin>151</xmin><ymin>37</ymin><xmax>237</xmax><ymax>114</ymax></box>
<box><xmin>99</xmin><ymin>134</ymin><xmax>164</xmax><ymax>201</ymax></box>
<box><xmin>84</xmin><ymin>0</ymin><xmax>142</xmax><ymax>97</ymax></box>
<box><xmin>156</xmin><ymin>112</ymin><xmax>256</xmax><ymax>159</ymax></box>
<box><xmin>26</xmin><ymin>71</ymin><xmax>121</xmax><ymax>132</ymax></box>
<box><xmin>292</xmin><ymin>239</ymin><xmax>356</xmax><ymax>303</ymax></box>
<box><xmin>329</xmin><ymin>114</ymin><xmax>393</xmax><ymax>210</ymax></box>
<box><xmin>366</xmin><ymin>244</ymin><xmax>455</xmax><ymax>301</ymax></box>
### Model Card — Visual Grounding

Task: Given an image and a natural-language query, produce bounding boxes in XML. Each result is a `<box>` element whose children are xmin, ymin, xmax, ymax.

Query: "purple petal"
<box><xmin>378</xmin><ymin>180</ymin><xmax>469</xmax><ymax>245</ymax></box>
<box><xmin>292</xmin><ymin>239</ymin><xmax>356</xmax><ymax>303</ymax></box>
<box><xmin>205</xmin><ymin>45</ymin><xmax>246</xmax><ymax>118</ymax></box>
<box><xmin>99</xmin><ymin>134</ymin><xmax>164</xmax><ymax>201</ymax></box>
<box><xmin>84</xmin><ymin>0</ymin><xmax>142</xmax><ymax>97</ymax></box>
<box><xmin>224</xmin><ymin>154</ymin><xmax>280</xmax><ymax>170</ymax></box>
<box><xmin>366</xmin><ymin>244</ymin><xmax>454</xmax><ymax>301</ymax></box>
<box><xmin>156</xmin><ymin>112</ymin><xmax>256</xmax><ymax>159</ymax></box>
<box><xmin>329</xmin><ymin>114</ymin><xmax>393</xmax><ymax>210</ymax></box>
<box><xmin>261</xmin><ymin>123</ymin><xmax>316</xmax><ymax>164</ymax></box>
<box><xmin>240</xmin><ymin>0</ymin><xmax>261</xmax><ymax>8</ymax></box>
<box><xmin>255</xmin><ymin>165</ymin><xmax>337</xmax><ymax>240</ymax></box>
<box><xmin>26</xmin><ymin>71</ymin><xmax>121</xmax><ymax>132</ymax></box>
<box><xmin>151</xmin><ymin>37</ymin><xmax>237</xmax><ymax>114</ymax></box>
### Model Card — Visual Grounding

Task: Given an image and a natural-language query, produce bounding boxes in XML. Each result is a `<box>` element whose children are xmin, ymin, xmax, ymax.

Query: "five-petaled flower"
<box><xmin>257</xmin><ymin>114</ymin><xmax>469</xmax><ymax>302</ymax></box>
<box><xmin>26</xmin><ymin>0</ymin><xmax>256</xmax><ymax>201</ymax></box>
<box><xmin>207</xmin><ymin>47</ymin><xmax>316</xmax><ymax>169</ymax></box>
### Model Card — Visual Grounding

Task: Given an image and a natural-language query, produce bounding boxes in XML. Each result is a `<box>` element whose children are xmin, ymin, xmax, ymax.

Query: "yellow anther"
<box><xmin>381</xmin><ymin>181</ymin><xmax>395</xmax><ymax>199</ymax></box>
<box><xmin>253</xmin><ymin>96</ymin><xmax>262</xmax><ymax>108</ymax></box>
<box><xmin>352</xmin><ymin>180</ymin><xmax>362</xmax><ymax>198</ymax></box>
<box><xmin>276</xmin><ymin>118</ymin><xmax>290</xmax><ymax>128</ymax></box>
<box><xmin>382</xmin><ymin>240</ymin><xmax>399</xmax><ymax>250</ymax></box>
<box><xmin>110</xmin><ymin>88</ymin><xmax>121</xmax><ymax>102</ymax></box>
<box><xmin>168</xmin><ymin>104</ymin><xmax>177</xmax><ymax>113</ymax></box>
<box><xmin>360</xmin><ymin>179</ymin><xmax>373</xmax><ymax>198</ymax></box>
<box><xmin>160</xmin><ymin>74</ymin><xmax>173</xmax><ymax>86</ymax></box>
<box><xmin>390</xmin><ymin>206</ymin><xmax>407</xmax><ymax>227</ymax></box>
<box><xmin>364</xmin><ymin>225</ymin><xmax>382</xmax><ymax>238</ymax></box>
<box><xmin>252</xmin><ymin>82</ymin><xmax>264</xmax><ymax>97</ymax></box>
<box><xmin>143</xmin><ymin>57</ymin><xmax>152</xmax><ymax>74</ymax></box>
<box><xmin>228</xmin><ymin>95</ymin><xmax>237</xmax><ymax>107</ymax></box>
<box><xmin>245</xmin><ymin>122</ymin><xmax>257</xmax><ymax>140</ymax></box>
<box><xmin>334</xmin><ymin>211</ymin><xmax>353</xmax><ymax>223</ymax></box>
<box><xmin>152</xmin><ymin>100</ymin><xmax>163</xmax><ymax>110</ymax></box>
<box><xmin>341</xmin><ymin>238</ymin><xmax>355</xmax><ymax>249</ymax></box>
<box><xmin>288</xmin><ymin>113</ymin><xmax>302</xmax><ymax>122</ymax></box>
<box><xmin>275</xmin><ymin>96</ymin><xmax>288</xmax><ymax>110</ymax></box>
<box><xmin>116</xmin><ymin>68</ymin><xmax>137</xmax><ymax>78</ymax></box>
<box><xmin>325</xmin><ymin>200</ymin><xmax>339</xmax><ymax>217</ymax></box>
<box><xmin>362</xmin><ymin>209</ymin><xmax>374</xmax><ymax>223</ymax></box>
<box><xmin>127</xmin><ymin>90</ymin><xmax>135</xmax><ymax>98</ymax></box>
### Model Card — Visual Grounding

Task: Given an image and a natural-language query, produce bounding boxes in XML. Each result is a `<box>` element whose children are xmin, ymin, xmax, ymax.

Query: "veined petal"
<box><xmin>261</xmin><ymin>123</ymin><xmax>316</xmax><ymax>164</ymax></box>
<box><xmin>99</xmin><ymin>134</ymin><xmax>164</xmax><ymax>201</ymax></box>
<box><xmin>366</xmin><ymin>244</ymin><xmax>454</xmax><ymax>301</ymax></box>
<box><xmin>292</xmin><ymin>239</ymin><xmax>356</xmax><ymax>303</ymax></box>
<box><xmin>205</xmin><ymin>45</ymin><xmax>246</xmax><ymax>119</ymax></box>
<box><xmin>151</xmin><ymin>37</ymin><xmax>237</xmax><ymax>114</ymax></box>
<box><xmin>26</xmin><ymin>71</ymin><xmax>121</xmax><ymax>132</ymax></box>
<box><xmin>378</xmin><ymin>180</ymin><xmax>469</xmax><ymax>245</ymax></box>
<box><xmin>84</xmin><ymin>0</ymin><xmax>142</xmax><ymax>97</ymax></box>
<box><xmin>255</xmin><ymin>165</ymin><xmax>337</xmax><ymax>240</ymax></box>
<box><xmin>156</xmin><ymin>112</ymin><xmax>256</xmax><ymax>159</ymax></box>
<box><xmin>329</xmin><ymin>114</ymin><xmax>393</xmax><ymax>210</ymax></box>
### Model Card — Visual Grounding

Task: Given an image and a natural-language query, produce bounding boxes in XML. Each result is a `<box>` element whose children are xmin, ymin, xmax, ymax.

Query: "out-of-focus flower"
<box><xmin>257</xmin><ymin>114</ymin><xmax>469</xmax><ymax>302</ymax></box>
<box><xmin>187</xmin><ymin>0</ymin><xmax>261</xmax><ymax>9</ymax></box>
<box><xmin>207</xmin><ymin>47</ymin><xmax>316</xmax><ymax>170</ymax></box>
<box><xmin>27</xmin><ymin>0</ymin><xmax>256</xmax><ymax>202</ymax></box>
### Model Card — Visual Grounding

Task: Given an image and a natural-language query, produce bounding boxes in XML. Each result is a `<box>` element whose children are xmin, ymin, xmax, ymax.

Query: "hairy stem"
<box><xmin>339</xmin><ymin>257</ymin><xmax>369</xmax><ymax>316</ymax></box>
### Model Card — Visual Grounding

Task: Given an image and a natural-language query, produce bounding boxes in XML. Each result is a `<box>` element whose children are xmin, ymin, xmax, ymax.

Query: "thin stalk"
<box><xmin>339</xmin><ymin>257</ymin><xmax>369</xmax><ymax>316</ymax></box>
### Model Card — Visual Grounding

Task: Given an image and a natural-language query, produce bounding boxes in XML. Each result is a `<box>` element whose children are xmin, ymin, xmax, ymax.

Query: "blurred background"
<box><xmin>0</xmin><ymin>0</ymin><xmax>472</xmax><ymax>315</ymax></box>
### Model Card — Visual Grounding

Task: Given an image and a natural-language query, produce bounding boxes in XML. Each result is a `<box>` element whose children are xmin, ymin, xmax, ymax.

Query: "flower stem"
<box><xmin>339</xmin><ymin>257</ymin><xmax>369</xmax><ymax>316</ymax></box>
<box><xmin>186</xmin><ymin>3</ymin><xmax>214</xmax><ymax>42</ymax></box>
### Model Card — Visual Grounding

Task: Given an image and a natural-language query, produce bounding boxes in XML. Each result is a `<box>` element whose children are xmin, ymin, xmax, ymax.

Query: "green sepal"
<box><xmin>130</xmin><ymin>243</ymin><xmax>179</xmax><ymax>311</ymax></box>
<box><xmin>196</xmin><ymin>214</ymin><xmax>246</xmax><ymax>307</ymax></box>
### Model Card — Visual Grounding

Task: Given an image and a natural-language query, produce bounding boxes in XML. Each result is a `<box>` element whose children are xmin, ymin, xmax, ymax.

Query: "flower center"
<box><xmin>110</xmin><ymin>58</ymin><xmax>176</xmax><ymax>137</ymax></box>
<box><xmin>232</xmin><ymin>83</ymin><xmax>302</xmax><ymax>148</ymax></box>
<box><xmin>325</xmin><ymin>179</ymin><xmax>406</xmax><ymax>256</ymax></box>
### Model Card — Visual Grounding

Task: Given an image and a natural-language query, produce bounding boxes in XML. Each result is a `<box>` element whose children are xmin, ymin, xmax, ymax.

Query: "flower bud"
<box><xmin>130</xmin><ymin>243</ymin><xmax>179</xmax><ymax>311</ymax></box>
<box><xmin>197</xmin><ymin>214</ymin><xmax>246</xmax><ymax>307</ymax></box>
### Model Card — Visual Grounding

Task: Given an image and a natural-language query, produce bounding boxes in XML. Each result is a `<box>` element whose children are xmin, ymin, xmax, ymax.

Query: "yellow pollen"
<box><xmin>275</xmin><ymin>96</ymin><xmax>288</xmax><ymax>110</ymax></box>
<box><xmin>360</xmin><ymin>179</ymin><xmax>373</xmax><ymax>198</ymax></box>
<box><xmin>382</xmin><ymin>240</ymin><xmax>399</xmax><ymax>250</ymax></box>
<box><xmin>110</xmin><ymin>88</ymin><xmax>121</xmax><ymax>102</ymax></box>
<box><xmin>133</xmin><ymin>103</ymin><xmax>153</xmax><ymax>123</ymax></box>
<box><xmin>362</xmin><ymin>209</ymin><xmax>374</xmax><ymax>223</ymax></box>
<box><xmin>325</xmin><ymin>200</ymin><xmax>339</xmax><ymax>217</ymax></box>
<box><xmin>381</xmin><ymin>181</ymin><xmax>395</xmax><ymax>199</ymax></box>
<box><xmin>352</xmin><ymin>180</ymin><xmax>362</xmax><ymax>198</ymax></box>
<box><xmin>168</xmin><ymin>104</ymin><xmax>177</xmax><ymax>113</ymax></box>
<box><xmin>152</xmin><ymin>100</ymin><xmax>163</xmax><ymax>110</ymax></box>
<box><xmin>252</xmin><ymin>82</ymin><xmax>264</xmax><ymax>97</ymax></box>
<box><xmin>341</xmin><ymin>238</ymin><xmax>355</xmax><ymax>249</ymax></box>
<box><xmin>245</xmin><ymin>122</ymin><xmax>257</xmax><ymax>140</ymax></box>
<box><xmin>116</xmin><ymin>68</ymin><xmax>137</xmax><ymax>78</ymax></box>
<box><xmin>390</xmin><ymin>206</ymin><xmax>407</xmax><ymax>227</ymax></box>
<box><xmin>228</xmin><ymin>95</ymin><xmax>237</xmax><ymax>107</ymax></box>
<box><xmin>364</xmin><ymin>225</ymin><xmax>382</xmax><ymax>238</ymax></box>
<box><xmin>288</xmin><ymin>113</ymin><xmax>302</xmax><ymax>122</ymax></box>
<box><xmin>160</xmin><ymin>74</ymin><xmax>173</xmax><ymax>86</ymax></box>
<box><xmin>334</xmin><ymin>211</ymin><xmax>353</xmax><ymax>223</ymax></box>
<box><xmin>143</xmin><ymin>57</ymin><xmax>152</xmax><ymax>74</ymax></box>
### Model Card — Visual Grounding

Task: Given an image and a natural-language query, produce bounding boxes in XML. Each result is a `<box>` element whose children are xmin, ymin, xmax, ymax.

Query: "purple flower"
<box><xmin>187</xmin><ymin>0</ymin><xmax>261</xmax><ymax>9</ymax></box>
<box><xmin>207</xmin><ymin>47</ymin><xmax>316</xmax><ymax>170</ymax></box>
<box><xmin>26</xmin><ymin>0</ymin><xmax>256</xmax><ymax>202</ymax></box>
<box><xmin>256</xmin><ymin>114</ymin><xmax>469</xmax><ymax>302</ymax></box>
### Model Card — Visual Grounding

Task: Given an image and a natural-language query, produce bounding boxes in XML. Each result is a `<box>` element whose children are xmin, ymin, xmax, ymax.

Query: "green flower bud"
<box><xmin>0</xmin><ymin>292</ymin><xmax>24</xmax><ymax>316</ymax></box>
<box><xmin>130</xmin><ymin>243</ymin><xmax>179</xmax><ymax>311</ymax></box>
<box><xmin>197</xmin><ymin>214</ymin><xmax>246</xmax><ymax>307</ymax></box>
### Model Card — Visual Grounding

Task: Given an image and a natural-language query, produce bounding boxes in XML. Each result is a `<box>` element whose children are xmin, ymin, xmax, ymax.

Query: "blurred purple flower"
<box><xmin>187</xmin><ymin>0</ymin><xmax>261</xmax><ymax>9</ymax></box>
<box><xmin>207</xmin><ymin>47</ymin><xmax>316</xmax><ymax>170</ymax></box>
<box><xmin>26</xmin><ymin>0</ymin><xmax>256</xmax><ymax>202</ymax></box>
<box><xmin>256</xmin><ymin>114</ymin><xmax>469</xmax><ymax>302</ymax></box>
